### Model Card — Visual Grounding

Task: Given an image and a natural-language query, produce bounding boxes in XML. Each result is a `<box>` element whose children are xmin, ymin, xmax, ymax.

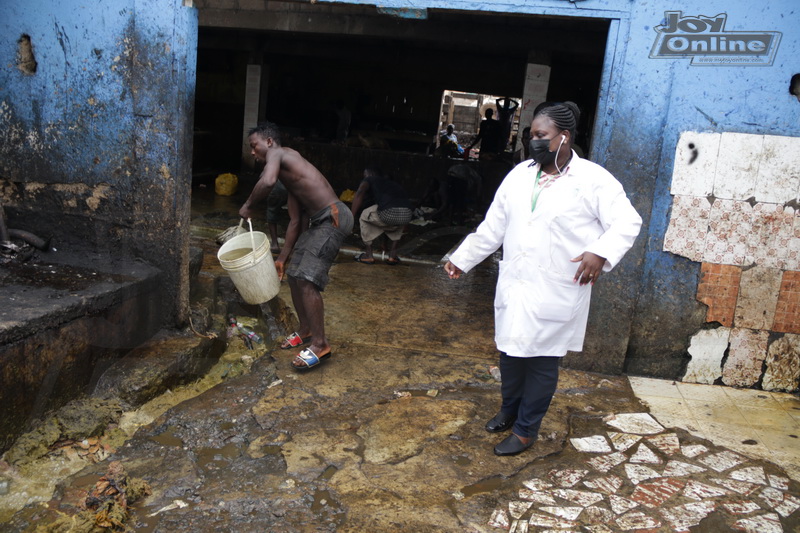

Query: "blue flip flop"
<box><xmin>293</xmin><ymin>347</ymin><xmax>332</xmax><ymax>371</ymax></box>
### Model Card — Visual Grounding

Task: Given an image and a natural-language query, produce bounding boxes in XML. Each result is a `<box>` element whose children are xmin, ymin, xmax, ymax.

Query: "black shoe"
<box><xmin>494</xmin><ymin>434</ymin><xmax>535</xmax><ymax>456</ymax></box>
<box><xmin>485</xmin><ymin>411</ymin><xmax>516</xmax><ymax>433</ymax></box>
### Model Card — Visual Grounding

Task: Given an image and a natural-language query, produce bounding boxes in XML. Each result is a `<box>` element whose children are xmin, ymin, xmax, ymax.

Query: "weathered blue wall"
<box><xmin>0</xmin><ymin>0</ymin><xmax>198</xmax><ymax>324</ymax></box>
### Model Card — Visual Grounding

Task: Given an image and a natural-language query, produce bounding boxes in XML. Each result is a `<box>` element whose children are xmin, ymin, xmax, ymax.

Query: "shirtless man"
<box><xmin>239</xmin><ymin>122</ymin><xmax>353</xmax><ymax>371</ymax></box>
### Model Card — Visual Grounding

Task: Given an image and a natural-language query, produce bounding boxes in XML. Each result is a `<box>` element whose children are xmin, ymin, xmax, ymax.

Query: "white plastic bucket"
<box><xmin>217</xmin><ymin>220</ymin><xmax>280</xmax><ymax>304</ymax></box>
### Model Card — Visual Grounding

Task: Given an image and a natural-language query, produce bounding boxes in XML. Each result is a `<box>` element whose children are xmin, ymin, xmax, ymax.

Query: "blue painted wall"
<box><xmin>0</xmin><ymin>0</ymin><xmax>198</xmax><ymax>324</ymax></box>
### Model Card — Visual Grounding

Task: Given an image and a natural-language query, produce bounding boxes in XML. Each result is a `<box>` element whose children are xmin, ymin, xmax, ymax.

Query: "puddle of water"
<box><xmin>461</xmin><ymin>475</ymin><xmax>505</xmax><ymax>498</ymax></box>
<box><xmin>318</xmin><ymin>465</ymin><xmax>338</xmax><ymax>481</ymax></box>
<box><xmin>196</xmin><ymin>442</ymin><xmax>241</xmax><ymax>471</ymax></box>
<box><xmin>149</xmin><ymin>427</ymin><xmax>184</xmax><ymax>447</ymax></box>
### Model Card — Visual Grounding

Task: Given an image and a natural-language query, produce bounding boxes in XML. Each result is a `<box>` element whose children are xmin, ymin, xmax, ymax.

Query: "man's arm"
<box><xmin>239</xmin><ymin>153</ymin><xmax>281</xmax><ymax>220</ymax></box>
<box><xmin>274</xmin><ymin>191</ymin><xmax>303</xmax><ymax>280</ymax></box>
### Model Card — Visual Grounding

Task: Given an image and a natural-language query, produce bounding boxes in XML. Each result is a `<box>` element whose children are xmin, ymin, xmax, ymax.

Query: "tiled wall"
<box><xmin>663</xmin><ymin>132</ymin><xmax>800</xmax><ymax>392</ymax></box>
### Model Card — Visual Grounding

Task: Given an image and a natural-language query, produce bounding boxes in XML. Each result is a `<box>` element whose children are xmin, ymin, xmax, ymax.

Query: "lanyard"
<box><xmin>531</xmin><ymin>168</ymin><xmax>544</xmax><ymax>212</ymax></box>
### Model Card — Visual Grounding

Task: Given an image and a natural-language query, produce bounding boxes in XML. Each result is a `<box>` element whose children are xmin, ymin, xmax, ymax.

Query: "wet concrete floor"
<box><xmin>2</xmin><ymin>188</ymin><xmax>799</xmax><ymax>532</ymax></box>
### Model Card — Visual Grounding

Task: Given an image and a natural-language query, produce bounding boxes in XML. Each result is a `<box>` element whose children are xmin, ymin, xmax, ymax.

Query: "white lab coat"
<box><xmin>448</xmin><ymin>153</ymin><xmax>642</xmax><ymax>357</ymax></box>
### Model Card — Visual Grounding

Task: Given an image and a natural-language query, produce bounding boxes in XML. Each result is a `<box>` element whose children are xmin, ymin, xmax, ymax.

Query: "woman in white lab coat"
<box><xmin>444</xmin><ymin>102</ymin><xmax>642</xmax><ymax>456</ymax></box>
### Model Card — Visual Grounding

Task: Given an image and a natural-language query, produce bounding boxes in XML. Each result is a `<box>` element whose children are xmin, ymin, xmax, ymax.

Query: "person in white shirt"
<box><xmin>444</xmin><ymin>101</ymin><xmax>642</xmax><ymax>456</ymax></box>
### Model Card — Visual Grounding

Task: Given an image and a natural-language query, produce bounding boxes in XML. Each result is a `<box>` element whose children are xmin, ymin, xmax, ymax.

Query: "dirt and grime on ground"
<box><xmin>1</xmin><ymin>220</ymin><xmax>798</xmax><ymax>532</ymax></box>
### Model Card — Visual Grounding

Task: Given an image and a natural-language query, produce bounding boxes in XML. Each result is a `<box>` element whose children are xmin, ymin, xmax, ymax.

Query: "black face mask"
<box><xmin>529</xmin><ymin>138</ymin><xmax>557</xmax><ymax>166</ymax></box>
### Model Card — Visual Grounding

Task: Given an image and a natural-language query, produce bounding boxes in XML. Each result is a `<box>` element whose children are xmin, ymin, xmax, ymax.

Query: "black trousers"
<box><xmin>498</xmin><ymin>353</ymin><xmax>561</xmax><ymax>438</ymax></box>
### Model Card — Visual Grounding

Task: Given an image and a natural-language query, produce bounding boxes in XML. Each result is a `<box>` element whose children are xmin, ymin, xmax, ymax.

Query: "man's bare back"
<box><xmin>268</xmin><ymin>147</ymin><xmax>339</xmax><ymax>215</ymax></box>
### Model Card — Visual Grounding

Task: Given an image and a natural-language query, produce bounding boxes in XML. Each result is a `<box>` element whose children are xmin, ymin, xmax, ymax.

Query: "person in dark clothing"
<box><xmin>350</xmin><ymin>167</ymin><xmax>413</xmax><ymax>265</ymax></box>
<box><xmin>467</xmin><ymin>108</ymin><xmax>503</xmax><ymax>160</ymax></box>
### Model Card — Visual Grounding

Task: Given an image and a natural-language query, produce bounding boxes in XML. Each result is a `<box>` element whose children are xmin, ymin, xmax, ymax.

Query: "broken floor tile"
<box><xmin>629</xmin><ymin>443</ymin><xmax>662</xmax><ymax>464</ymax></box>
<box><xmin>624</xmin><ymin>464</ymin><xmax>662</xmax><ymax>485</ymax></box>
<box><xmin>539</xmin><ymin>506</ymin><xmax>583</xmax><ymax>520</ymax></box>
<box><xmin>583</xmin><ymin>475</ymin><xmax>623</xmax><ymax>494</ymax></box>
<box><xmin>730</xmin><ymin>466</ymin><xmax>767</xmax><ymax>485</ymax></box>
<box><xmin>519</xmin><ymin>488</ymin><xmax>557</xmax><ymax>505</ymax></box>
<box><xmin>713</xmin><ymin>477</ymin><xmax>760</xmax><ymax>495</ymax></box>
<box><xmin>582</xmin><ymin>505</ymin><xmax>615</xmax><ymax>523</ymax></box>
<box><xmin>548</xmin><ymin>469</ymin><xmax>589</xmax><ymax>488</ymax></box>
<box><xmin>583</xmin><ymin>525</ymin><xmax>615</xmax><ymax>533</ymax></box>
<box><xmin>732</xmin><ymin>512</ymin><xmax>783</xmax><ymax>533</ymax></box>
<box><xmin>614</xmin><ymin>511</ymin><xmax>662</xmax><ymax>530</ymax></box>
<box><xmin>681</xmin><ymin>443</ymin><xmax>709</xmax><ymax>458</ymax></box>
<box><xmin>605</xmin><ymin>413</ymin><xmax>665</xmax><ymax>435</ymax></box>
<box><xmin>609</xmin><ymin>494</ymin><xmax>639</xmax><ymax>514</ymax></box>
<box><xmin>527</xmin><ymin>511</ymin><xmax>577</xmax><ymax>529</ymax></box>
<box><xmin>630</xmin><ymin>478</ymin><xmax>686</xmax><ymax>508</ymax></box>
<box><xmin>570</xmin><ymin>435</ymin><xmax>612</xmax><ymax>453</ymax></box>
<box><xmin>608</xmin><ymin>431</ymin><xmax>641</xmax><ymax>452</ymax></box>
<box><xmin>659</xmin><ymin>501</ymin><xmax>716</xmax><ymax>531</ymax></box>
<box><xmin>723</xmin><ymin>501</ymin><xmax>763</xmax><ymax>514</ymax></box>
<box><xmin>645</xmin><ymin>433</ymin><xmax>681</xmax><ymax>455</ymax></box>
<box><xmin>759</xmin><ymin>486</ymin><xmax>800</xmax><ymax>517</ymax></box>
<box><xmin>663</xmin><ymin>460</ymin><xmax>707</xmax><ymax>477</ymax></box>
<box><xmin>587</xmin><ymin>452</ymin><xmax>627</xmax><ymax>473</ymax></box>
<box><xmin>488</xmin><ymin>508</ymin><xmax>510</xmax><ymax>529</ymax></box>
<box><xmin>523</xmin><ymin>478</ymin><xmax>553</xmax><ymax>491</ymax></box>
<box><xmin>510</xmin><ymin>519</ymin><xmax>528</xmax><ymax>533</ymax></box>
<box><xmin>683</xmin><ymin>479</ymin><xmax>730</xmax><ymax>500</ymax></box>
<box><xmin>768</xmin><ymin>474</ymin><xmax>789</xmax><ymax>491</ymax></box>
<box><xmin>551</xmin><ymin>488</ymin><xmax>604</xmax><ymax>507</ymax></box>
<box><xmin>699</xmin><ymin>450</ymin><xmax>748</xmax><ymax>472</ymax></box>
<box><xmin>508</xmin><ymin>500</ymin><xmax>533</xmax><ymax>519</ymax></box>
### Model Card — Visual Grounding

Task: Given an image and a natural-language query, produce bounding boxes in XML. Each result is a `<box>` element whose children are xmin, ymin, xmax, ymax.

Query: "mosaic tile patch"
<box><xmin>663</xmin><ymin>195</ymin><xmax>712</xmax><ymax>262</ymax></box>
<box><xmin>759</xmin><ymin>487</ymin><xmax>800</xmax><ymax>517</ymax></box>
<box><xmin>587</xmin><ymin>452</ymin><xmax>627</xmax><ymax>473</ymax></box>
<box><xmin>699</xmin><ymin>450</ymin><xmax>748</xmax><ymax>472</ymax></box>
<box><xmin>570</xmin><ymin>435</ymin><xmax>612</xmax><ymax>453</ymax></box>
<box><xmin>723</xmin><ymin>501</ymin><xmax>763</xmax><ymax>514</ymax></box>
<box><xmin>522</xmin><ymin>478</ymin><xmax>553</xmax><ymax>491</ymax></box>
<box><xmin>629</xmin><ymin>443</ymin><xmax>662</xmax><ymax>464</ymax></box>
<box><xmin>659</xmin><ymin>500</ymin><xmax>716</xmax><ymax>531</ymax></box>
<box><xmin>768</xmin><ymin>475</ymin><xmax>790</xmax><ymax>491</ymax></box>
<box><xmin>645</xmin><ymin>432</ymin><xmax>681</xmax><ymax>456</ymax></box>
<box><xmin>663</xmin><ymin>460</ymin><xmax>707</xmax><ymax>477</ymax></box>
<box><xmin>519</xmin><ymin>489</ymin><xmax>557</xmax><ymax>505</ymax></box>
<box><xmin>681</xmin><ymin>444</ymin><xmax>709</xmax><ymax>458</ymax></box>
<box><xmin>730</xmin><ymin>466</ymin><xmax>767</xmax><ymax>485</ymax></box>
<box><xmin>527</xmin><ymin>511</ymin><xmax>576</xmax><ymax>528</ymax></box>
<box><xmin>488</xmin><ymin>508</ymin><xmax>510</xmax><ymax>528</ymax></box>
<box><xmin>732</xmin><ymin>512</ymin><xmax>782</xmax><ymax>533</ymax></box>
<box><xmin>745</xmin><ymin>205</ymin><xmax>794</xmax><ymax>269</ymax></box>
<box><xmin>509</xmin><ymin>500</ymin><xmax>533</xmax><ymax>519</ymax></box>
<box><xmin>582</xmin><ymin>475</ymin><xmax>623</xmax><ymax>495</ymax></box>
<box><xmin>630</xmin><ymin>477</ymin><xmax>685</xmax><ymax>508</ymax></box>
<box><xmin>683</xmin><ymin>479</ymin><xmax>730</xmax><ymax>500</ymax></box>
<box><xmin>604</xmin><ymin>413</ymin><xmax>664</xmax><ymax>435</ymax></box>
<box><xmin>582</xmin><ymin>506</ymin><xmax>615</xmax><ymax>522</ymax></box>
<box><xmin>704</xmin><ymin>199</ymin><xmax>753</xmax><ymax>265</ymax></box>
<box><xmin>624</xmin><ymin>464</ymin><xmax>661</xmax><ymax>485</ymax></box>
<box><xmin>607</xmin><ymin>432</ymin><xmax>641</xmax><ymax>452</ymax></box>
<box><xmin>551</xmin><ymin>488</ymin><xmax>604</xmax><ymax>507</ymax></box>
<box><xmin>488</xmin><ymin>411</ymin><xmax>798</xmax><ymax>532</ymax></box>
<box><xmin>609</xmin><ymin>494</ymin><xmax>639</xmax><ymax>515</ymax></box>
<box><xmin>539</xmin><ymin>506</ymin><xmax>583</xmax><ymax>520</ymax></box>
<box><xmin>547</xmin><ymin>469</ymin><xmax>588</xmax><ymax>488</ymax></box>
<box><xmin>713</xmin><ymin>477</ymin><xmax>759</xmax><ymax>496</ymax></box>
<box><xmin>615</xmin><ymin>510</ymin><xmax>661</xmax><ymax>530</ymax></box>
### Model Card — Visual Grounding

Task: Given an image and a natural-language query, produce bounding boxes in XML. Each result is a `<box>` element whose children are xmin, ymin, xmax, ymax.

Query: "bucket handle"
<box><xmin>245</xmin><ymin>218</ymin><xmax>257</xmax><ymax>265</ymax></box>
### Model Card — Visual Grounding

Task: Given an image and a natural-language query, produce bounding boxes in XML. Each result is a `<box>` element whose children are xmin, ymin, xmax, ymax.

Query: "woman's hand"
<box><xmin>571</xmin><ymin>252</ymin><xmax>606</xmax><ymax>285</ymax></box>
<box><xmin>444</xmin><ymin>261</ymin><xmax>463</xmax><ymax>280</ymax></box>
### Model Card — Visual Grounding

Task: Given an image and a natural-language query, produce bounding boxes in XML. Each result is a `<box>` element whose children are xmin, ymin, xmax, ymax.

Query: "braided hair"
<box><xmin>533</xmin><ymin>101</ymin><xmax>580</xmax><ymax>140</ymax></box>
